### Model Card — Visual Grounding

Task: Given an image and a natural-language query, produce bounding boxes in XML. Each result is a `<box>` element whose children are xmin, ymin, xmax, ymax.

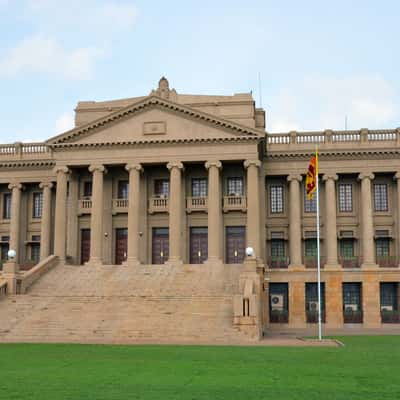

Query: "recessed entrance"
<box><xmin>115</xmin><ymin>228</ymin><xmax>127</xmax><ymax>265</ymax></box>
<box><xmin>225</xmin><ymin>226</ymin><xmax>245</xmax><ymax>264</ymax></box>
<box><xmin>189</xmin><ymin>227</ymin><xmax>208</xmax><ymax>264</ymax></box>
<box><xmin>152</xmin><ymin>227</ymin><xmax>169</xmax><ymax>264</ymax></box>
<box><xmin>80</xmin><ymin>229</ymin><xmax>91</xmax><ymax>264</ymax></box>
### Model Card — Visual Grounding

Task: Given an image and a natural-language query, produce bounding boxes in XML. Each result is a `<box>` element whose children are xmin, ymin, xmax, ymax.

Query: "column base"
<box><xmin>204</xmin><ymin>257</ymin><xmax>223</xmax><ymax>267</ymax></box>
<box><xmin>124</xmin><ymin>257</ymin><xmax>141</xmax><ymax>267</ymax></box>
<box><xmin>86</xmin><ymin>258</ymin><xmax>103</xmax><ymax>267</ymax></box>
<box><xmin>166</xmin><ymin>257</ymin><xmax>183</xmax><ymax>267</ymax></box>
<box><xmin>361</xmin><ymin>263</ymin><xmax>379</xmax><ymax>270</ymax></box>
<box><xmin>288</xmin><ymin>263</ymin><xmax>305</xmax><ymax>271</ymax></box>
<box><xmin>324</xmin><ymin>263</ymin><xmax>342</xmax><ymax>271</ymax></box>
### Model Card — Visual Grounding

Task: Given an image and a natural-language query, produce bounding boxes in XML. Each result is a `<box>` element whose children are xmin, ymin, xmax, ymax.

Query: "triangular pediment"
<box><xmin>47</xmin><ymin>96</ymin><xmax>264</xmax><ymax>146</ymax></box>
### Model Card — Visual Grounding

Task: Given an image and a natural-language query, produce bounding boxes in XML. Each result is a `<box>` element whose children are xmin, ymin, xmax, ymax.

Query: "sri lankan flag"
<box><xmin>306</xmin><ymin>150</ymin><xmax>318</xmax><ymax>200</ymax></box>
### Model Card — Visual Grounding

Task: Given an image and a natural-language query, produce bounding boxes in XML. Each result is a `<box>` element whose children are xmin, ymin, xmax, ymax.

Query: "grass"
<box><xmin>0</xmin><ymin>336</ymin><xmax>399</xmax><ymax>399</ymax></box>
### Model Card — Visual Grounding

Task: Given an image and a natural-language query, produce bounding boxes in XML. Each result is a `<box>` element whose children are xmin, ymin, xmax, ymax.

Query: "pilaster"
<box><xmin>39</xmin><ymin>181</ymin><xmax>53</xmax><ymax>260</ymax></box>
<box><xmin>8</xmin><ymin>182</ymin><xmax>22</xmax><ymax>264</ymax></box>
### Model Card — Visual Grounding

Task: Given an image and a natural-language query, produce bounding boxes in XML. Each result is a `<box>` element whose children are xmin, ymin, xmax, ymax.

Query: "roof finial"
<box><xmin>150</xmin><ymin>76</ymin><xmax>177</xmax><ymax>100</ymax></box>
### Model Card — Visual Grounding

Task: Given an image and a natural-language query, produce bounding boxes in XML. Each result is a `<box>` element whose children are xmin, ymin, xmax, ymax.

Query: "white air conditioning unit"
<box><xmin>270</xmin><ymin>294</ymin><xmax>284</xmax><ymax>310</ymax></box>
<box><xmin>309</xmin><ymin>301</ymin><xmax>319</xmax><ymax>311</ymax></box>
<box><xmin>345</xmin><ymin>304</ymin><xmax>358</xmax><ymax>312</ymax></box>
<box><xmin>381</xmin><ymin>305</ymin><xmax>393</xmax><ymax>312</ymax></box>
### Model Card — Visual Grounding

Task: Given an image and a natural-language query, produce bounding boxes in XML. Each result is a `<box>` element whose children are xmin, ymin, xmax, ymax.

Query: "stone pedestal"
<box><xmin>325</xmin><ymin>274</ymin><xmax>343</xmax><ymax>327</ymax></box>
<box><xmin>2</xmin><ymin>261</ymin><xmax>19</xmax><ymax>294</ymax></box>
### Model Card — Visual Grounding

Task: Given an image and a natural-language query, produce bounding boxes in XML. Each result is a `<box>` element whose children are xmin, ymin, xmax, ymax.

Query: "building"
<box><xmin>1</xmin><ymin>77</ymin><xmax>400</xmax><ymax>336</ymax></box>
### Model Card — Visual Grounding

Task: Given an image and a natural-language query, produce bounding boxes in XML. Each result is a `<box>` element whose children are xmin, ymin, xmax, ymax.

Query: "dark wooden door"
<box><xmin>80</xmin><ymin>229</ymin><xmax>91</xmax><ymax>264</ymax></box>
<box><xmin>190</xmin><ymin>227</ymin><xmax>208</xmax><ymax>264</ymax></box>
<box><xmin>115</xmin><ymin>228</ymin><xmax>128</xmax><ymax>265</ymax></box>
<box><xmin>152</xmin><ymin>228</ymin><xmax>169</xmax><ymax>264</ymax></box>
<box><xmin>226</xmin><ymin>226</ymin><xmax>245</xmax><ymax>263</ymax></box>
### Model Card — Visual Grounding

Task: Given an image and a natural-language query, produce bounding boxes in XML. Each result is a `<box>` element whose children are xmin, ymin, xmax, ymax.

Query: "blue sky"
<box><xmin>0</xmin><ymin>0</ymin><xmax>399</xmax><ymax>143</ymax></box>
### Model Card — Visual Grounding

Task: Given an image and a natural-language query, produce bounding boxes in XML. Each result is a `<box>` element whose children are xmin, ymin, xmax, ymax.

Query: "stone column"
<box><xmin>126</xmin><ymin>162</ymin><xmax>143</xmax><ymax>266</ymax></box>
<box><xmin>287</xmin><ymin>175</ymin><xmax>303</xmax><ymax>268</ymax></box>
<box><xmin>54</xmin><ymin>166</ymin><xmax>69</xmax><ymax>262</ymax></box>
<box><xmin>244</xmin><ymin>160</ymin><xmax>262</xmax><ymax>259</ymax></box>
<box><xmin>8</xmin><ymin>182</ymin><xmax>22</xmax><ymax>263</ymax></box>
<box><xmin>167</xmin><ymin>162</ymin><xmax>184</xmax><ymax>264</ymax></box>
<box><xmin>358</xmin><ymin>173</ymin><xmax>377</xmax><ymax>268</ymax></box>
<box><xmin>323</xmin><ymin>174</ymin><xmax>339</xmax><ymax>268</ymax></box>
<box><xmin>395</xmin><ymin>172</ymin><xmax>400</xmax><ymax>267</ymax></box>
<box><xmin>89</xmin><ymin>164</ymin><xmax>106</xmax><ymax>265</ymax></box>
<box><xmin>39</xmin><ymin>181</ymin><xmax>53</xmax><ymax>260</ymax></box>
<box><xmin>205</xmin><ymin>160</ymin><xmax>222</xmax><ymax>263</ymax></box>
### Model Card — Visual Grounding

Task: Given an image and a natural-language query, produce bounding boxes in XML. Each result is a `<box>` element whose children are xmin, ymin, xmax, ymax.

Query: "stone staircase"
<box><xmin>0</xmin><ymin>263</ymin><xmax>256</xmax><ymax>344</ymax></box>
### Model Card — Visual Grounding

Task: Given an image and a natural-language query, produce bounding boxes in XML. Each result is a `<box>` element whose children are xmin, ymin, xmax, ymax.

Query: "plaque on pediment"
<box><xmin>143</xmin><ymin>121</ymin><xmax>167</xmax><ymax>135</ymax></box>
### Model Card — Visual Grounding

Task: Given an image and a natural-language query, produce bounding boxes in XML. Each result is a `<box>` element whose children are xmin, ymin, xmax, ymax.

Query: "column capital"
<box><xmin>125</xmin><ymin>163</ymin><xmax>143</xmax><ymax>173</ymax></box>
<box><xmin>322</xmin><ymin>173</ymin><xmax>338</xmax><ymax>182</ymax></box>
<box><xmin>394</xmin><ymin>172</ymin><xmax>400</xmax><ymax>180</ymax></box>
<box><xmin>39</xmin><ymin>181</ymin><xmax>54</xmax><ymax>189</ymax></box>
<box><xmin>89</xmin><ymin>164</ymin><xmax>106</xmax><ymax>173</ymax></box>
<box><xmin>167</xmin><ymin>161</ymin><xmax>184</xmax><ymax>171</ymax></box>
<box><xmin>205</xmin><ymin>160</ymin><xmax>222</xmax><ymax>170</ymax></box>
<box><xmin>53</xmin><ymin>165</ymin><xmax>69</xmax><ymax>174</ymax></box>
<box><xmin>244</xmin><ymin>159</ymin><xmax>261</xmax><ymax>169</ymax></box>
<box><xmin>358</xmin><ymin>172</ymin><xmax>375</xmax><ymax>181</ymax></box>
<box><xmin>287</xmin><ymin>174</ymin><xmax>302</xmax><ymax>182</ymax></box>
<box><xmin>8</xmin><ymin>182</ymin><xmax>22</xmax><ymax>190</ymax></box>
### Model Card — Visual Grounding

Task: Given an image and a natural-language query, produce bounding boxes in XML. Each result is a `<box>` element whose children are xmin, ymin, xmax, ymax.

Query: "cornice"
<box><xmin>266</xmin><ymin>149</ymin><xmax>400</xmax><ymax>161</ymax></box>
<box><xmin>47</xmin><ymin>95</ymin><xmax>265</xmax><ymax>145</ymax></box>
<box><xmin>0</xmin><ymin>161</ymin><xmax>55</xmax><ymax>169</ymax></box>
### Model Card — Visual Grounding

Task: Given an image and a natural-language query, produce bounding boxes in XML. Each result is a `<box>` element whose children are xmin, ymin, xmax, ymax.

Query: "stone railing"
<box><xmin>0</xmin><ymin>279</ymin><xmax>7</xmax><ymax>300</ymax></box>
<box><xmin>78</xmin><ymin>199</ymin><xmax>92</xmax><ymax>214</ymax></box>
<box><xmin>112</xmin><ymin>198</ymin><xmax>128</xmax><ymax>214</ymax></box>
<box><xmin>0</xmin><ymin>142</ymin><xmax>52</xmax><ymax>159</ymax></box>
<box><xmin>223</xmin><ymin>195</ymin><xmax>247</xmax><ymax>212</ymax></box>
<box><xmin>18</xmin><ymin>255</ymin><xmax>58</xmax><ymax>294</ymax></box>
<box><xmin>186</xmin><ymin>196</ymin><xmax>208</xmax><ymax>213</ymax></box>
<box><xmin>148</xmin><ymin>196</ymin><xmax>169</xmax><ymax>213</ymax></box>
<box><xmin>267</xmin><ymin>128</ymin><xmax>400</xmax><ymax>150</ymax></box>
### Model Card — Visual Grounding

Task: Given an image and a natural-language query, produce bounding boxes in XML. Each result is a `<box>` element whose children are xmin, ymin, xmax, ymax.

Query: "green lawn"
<box><xmin>0</xmin><ymin>336</ymin><xmax>399</xmax><ymax>400</ymax></box>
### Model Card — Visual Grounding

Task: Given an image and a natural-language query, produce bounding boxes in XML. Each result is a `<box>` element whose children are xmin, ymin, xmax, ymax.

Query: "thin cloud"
<box><xmin>55</xmin><ymin>112</ymin><xmax>75</xmax><ymax>134</ymax></box>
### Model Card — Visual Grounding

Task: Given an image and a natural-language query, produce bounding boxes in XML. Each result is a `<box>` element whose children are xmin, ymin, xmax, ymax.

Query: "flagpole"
<box><xmin>316</xmin><ymin>147</ymin><xmax>322</xmax><ymax>341</ymax></box>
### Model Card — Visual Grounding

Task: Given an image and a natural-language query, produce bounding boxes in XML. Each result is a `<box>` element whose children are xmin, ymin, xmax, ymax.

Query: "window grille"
<box><xmin>118</xmin><ymin>181</ymin><xmax>129</xmax><ymax>199</ymax></box>
<box><xmin>154</xmin><ymin>179</ymin><xmax>169</xmax><ymax>197</ymax></box>
<box><xmin>192</xmin><ymin>178</ymin><xmax>208</xmax><ymax>197</ymax></box>
<box><xmin>32</xmin><ymin>192</ymin><xmax>43</xmax><ymax>219</ymax></box>
<box><xmin>304</xmin><ymin>186</ymin><xmax>317</xmax><ymax>213</ymax></box>
<box><xmin>227</xmin><ymin>177</ymin><xmax>243</xmax><ymax>196</ymax></box>
<box><xmin>270</xmin><ymin>185</ymin><xmax>284</xmax><ymax>213</ymax></box>
<box><xmin>374</xmin><ymin>184</ymin><xmax>388</xmax><ymax>211</ymax></box>
<box><xmin>338</xmin><ymin>184</ymin><xmax>353</xmax><ymax>212</ymax></box>
<box><xmin>3</xmin><ymin>193</ymin><xmax>11</xmax><ymax>219</ymax></box>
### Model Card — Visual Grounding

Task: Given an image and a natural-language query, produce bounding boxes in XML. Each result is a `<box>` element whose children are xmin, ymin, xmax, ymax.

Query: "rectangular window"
<box><xmin>269</xmin><ymin>239</ymin><xmax>287</xmax><ymax>268</ymax></box>
<box><xmin>154</xmin><ymin>179</ymin><xmax>169</xmax><ymax>197</ymax></box>
<box><xmin>269</xmin><ymin>283</ymin><xmax>289</xmax><ymax>323</ymax></box>
<box><xmin>31</xmin><ymin>243</ymin><xmax>40</xmax><ymax>263</ymax></box>
<box><xmin>380</xmin><ymin>283</ymin><xmax>399</xmax><ymax>323</ymax></box>
<box><xmin>338</xmin><ymin>184</ymin><xmax>353</xmax><ymax>212</ymax></box>
<box><xmin>270</xmin><ymin>185</ymin><xmax>284</xmax><ymax>213</ymax></box>
<box><xmin>305</xmin><ymin>239</ymin><xmax>317</xmax><ymax>257</ymax></box>
<box><xmin>376</xmin><ymin>238</ymin><xmax>390</xmax><ymax>257</ymax></box>
<box><xmin>304</xmin><ymin>186</ymin><xmax>317</xmax><ymax>213</ymax></box>
<box><xmin>118</xmin><ymin>180</ymin><xmax>129</xmax><ymax>199</ymax></box>
<box><xmin>305</xmin><ymin>283</ymin><xmax>326</xmax><ymax>323</ymax></box>
<box><xmin>343</xmin><ymin>283</ymin><xmax>363</xmax><ymax>323</ymax></box>
<box><xmin>227</xmin><ymin>177</ymin><xmax>244</xmax><ymax>196</ymax></box>
<box><xmin>374</xmin><ymin>183</ymin><xmax>388</xmax><ymax>211</ymax></box>
<box><xmin>32</xmin><ymin>192</ymin><xmax>43</xmax><ymax>219</ymax></box>
<box><xmin>0</xmin><ymin>236</ymin><xmax>9</xmax><ymax>261</ymax></box>
<box><xmin>3</xmin><ymin>193</ymin><xmax>11</xmax><ymax>219</ymax></box>
<box><xmin>192</xmin><ymin>178</ymin><xmax>208</xmax><ymax>197</ymax></box>
<box><xmin>83</xmin><ymin>181</ymin><xmax>92</xmax><ymax>198</ymax></box>
<box><xmin>340</xmin><ymin>239</ymin><xmax>354</xmax><ymax>258</ymax></box>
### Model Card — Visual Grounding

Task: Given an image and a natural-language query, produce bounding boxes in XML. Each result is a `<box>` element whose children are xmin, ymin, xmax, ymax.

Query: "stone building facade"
<box><xmin>1</xmin><ymin>77</ymin><xmax>400</xmax><ymax>332</ymax></box>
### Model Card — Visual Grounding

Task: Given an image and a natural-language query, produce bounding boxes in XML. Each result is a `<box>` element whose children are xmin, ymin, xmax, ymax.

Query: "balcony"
<box><xmin>267</xmin><ymin>257</ymin><xmax>289</xmax><ymax>269</ymax></box>
<box><xmin>304</xmin><ymin>257</ymin><xmax>326</xmax><ymax>269</ymax></box>
<box><xmin>112</xmin><ymin>198</ymin><xmax>128</xmax><ymax>214</ymax></box>
<box><xmin>223</xmin><ymin>195</ymin><xmax>247</xmax><ymax>212</ymax></box>
<box><xmin>340</xmin><ymin>256</ymin><xmax>361</xmax><ymax>269</ymax></box>
<box><xmin>78</xmin><ymin>199</ymin><xmax>92</xmax><ymax>214</ymax></box>
<box><xmin>148</xmin><ymin>196</ymin><xmax>169</xmax><ymax>214</ymax></box>
<box><xmin>381</xmin><ymin>309</ymin><xmax>400</xmax><ymax>323</ymax></box>
<box><xmin>343</xmin><ymin>309</ymin><xmax>363</xmax><ymax>323</ymax></box>
<box><xmin>377</xmin><ymin>256</ymin><xmax>398</xmax><ymax>268</ymax></box>
<box><xmin>186</xmin><ymin>196</ymin><xmax>207</xmax><ymax>213</ymax></box>
<box><xmin>269</xmin><ymin>309</ymin><xmax>289</xmax><ymax>323</ymax></box>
